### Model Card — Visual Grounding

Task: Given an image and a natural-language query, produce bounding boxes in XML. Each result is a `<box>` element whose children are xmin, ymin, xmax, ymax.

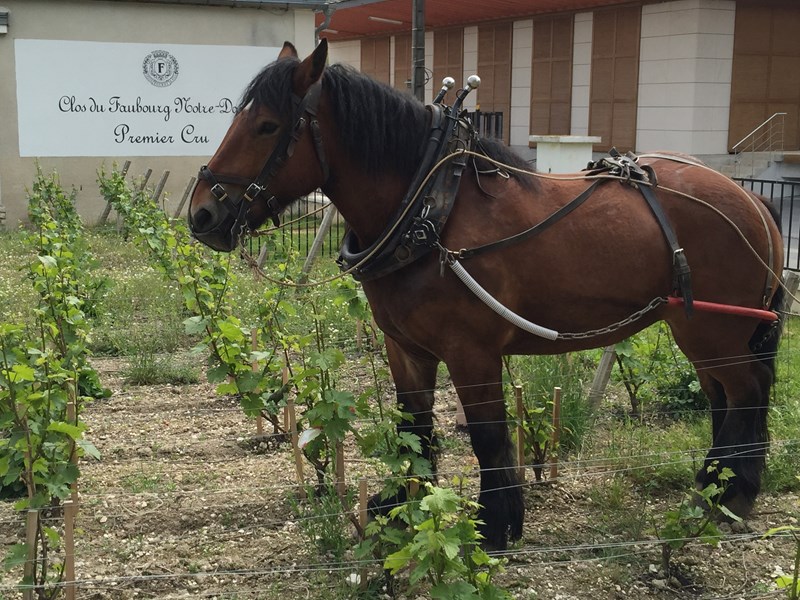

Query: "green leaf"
<box><xmin>183</xmin><ymin>316</ymin><xmax>208</xmax><ymax>335</ymax></box>
<box><xmin>441</xmin><ymin>535</ymin><xmax>460</xmax><ymax>560</ymax></box>
<box><xmin>420</xmin><ymin>486</ymin><xmax>460</xmax><ymax>516</ymax></box>
<box><xmin>37</xmin><ymin>255</ymin><xmax>57</xmax><ymax>269</ymax></box>
<box><xmin>77</xmin><ymin>438</ymin><xmax>101</xmax><ymax>460</ymax></box>
<box><xmin>384</xmin><ymin>547</ymin><xmax>412</xmax><ymax>574</ymax></box>
<box><xmin>207</xmin><ymin>363</ymin><xmax>230</xmax><ymax>383</ymax></box>
<box><xmin>235</xmin><ymin>371</ymin><xmax>261</xmax><ymax>394</ymax></box>
<box><xmin>9</xmin><ymin>364</ymin><xmax>35</xmax><ymax>383</ymax></box>
<box><xmin>431</xmin><ymin>580</ymin><xmax>479</xmax><ymax>599</ymax></box>
<box><xmin>217</xmin><ymin>320</ymin><xmax>245</xmax><ymax>342</ymax></box>
<box><xmin>763</xmin><ymin>525</ymin><xmax>800</xmax><ymax>538</ymax></box>
<box><xmin>215</xmin><ymin>382</ymin><xmax>238</xmax><ymax>395</ymax></box>
<box><xmin>717</xmin><ymin>504</ymin><xmax>742</xmax><ymax>522</ymax></box>
<box><xmin>47</xmin><ymin>421</ymin><xmax>85</xmax><ymax>440</ymax></box>
<box><xmin>408</xmin><ymin>554</ymin><xmax>433</xmax><ymax>586</ymax></box>
<box><xmin>3</xmin><ymin>543</ymin><xmax>29</xmax><ymax>570</ymax></box>
<box><xmin>42</xmin><ymin>526</ymin><xmax>61</xmax><ymax>547</ymax></box>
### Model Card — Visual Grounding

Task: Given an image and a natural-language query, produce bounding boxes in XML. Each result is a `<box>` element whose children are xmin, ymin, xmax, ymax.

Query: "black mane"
<box><xmin>240</xmin><ymin>59</ymin><xmax>429</xmax><ymax>178</ymax></box>
<box><xmin>240</xmin><ymin>58</ymin><xmax>534</xmax><ymax>186</ymax></box>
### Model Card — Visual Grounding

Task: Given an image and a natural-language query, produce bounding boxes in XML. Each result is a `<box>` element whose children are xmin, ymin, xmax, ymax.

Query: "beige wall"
<box><xmin>637</xmin><ymin>0</ymin><xmax>736</xmax><ymax>153</ymax></box>
<box><xmin>0</xmin><ymin>0</ymin><xmax>315</xmax><ymax>227</ymax></box>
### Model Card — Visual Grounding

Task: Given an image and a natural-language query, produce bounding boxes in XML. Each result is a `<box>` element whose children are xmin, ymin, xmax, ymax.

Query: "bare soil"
<box><xmin>1</xmin><ymin>357</ymin><xmax>798</xmax><ymax>599</ymax></box>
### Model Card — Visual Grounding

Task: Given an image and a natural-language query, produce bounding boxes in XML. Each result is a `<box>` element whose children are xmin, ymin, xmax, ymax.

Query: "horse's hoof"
<box><xmin>692</xmin><ymin>483</ymin><xmax>754</xmax><ymax>522</ymax></box>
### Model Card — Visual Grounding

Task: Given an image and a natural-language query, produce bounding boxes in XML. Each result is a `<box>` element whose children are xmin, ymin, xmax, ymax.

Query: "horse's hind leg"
<box><xmin>446</xmin><ymin>354</ymin><xmax>523</xmax><ymax>551</ymax></box>
<box><xmin>369</xmin><ymin>336</ymin><xmax>440</xmax><ymax>513</ymax></box>
<box><xmin>672</xmin><ymin>320</ymin><xmax>773</xmax><ymax>518</ymax></box>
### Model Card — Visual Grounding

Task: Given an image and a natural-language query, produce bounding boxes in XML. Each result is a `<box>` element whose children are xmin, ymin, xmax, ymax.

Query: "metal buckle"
<box><xmin>243</xmin><ymin>183</ymin><xmax>262</xmax><ymax>202</ymax></box>
<box><xmin>210</xmin><ymin>183</ymin><xmax>228</xmax><ymax>202</ymax></box>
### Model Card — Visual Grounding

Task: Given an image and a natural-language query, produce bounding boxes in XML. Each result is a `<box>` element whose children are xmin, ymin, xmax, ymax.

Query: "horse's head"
<box><xmin>189</xmin><ymin>40</ymin><xmax>330</xmax><ymax>251</ymax></box>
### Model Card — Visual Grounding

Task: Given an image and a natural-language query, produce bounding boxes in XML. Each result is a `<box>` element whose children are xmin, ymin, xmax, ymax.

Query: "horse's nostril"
<box><xmin>191</xmin><ymin>207</ymin><xmax>214</xmax><ymax>232</ymax></box>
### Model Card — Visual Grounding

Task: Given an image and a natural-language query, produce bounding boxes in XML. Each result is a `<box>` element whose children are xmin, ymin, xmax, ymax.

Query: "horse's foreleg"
<box><xmin>369</xmin><ymin>337</ymin><xmax>440</xmax><ymax>514</ymax></box>
<box><xmin>697</xmin><ymin>372</ymin><xmax>727</xmax><ymax>444</ymax></box>
<box><xmin>447</xmin><ymin>355</ymin><xmax>523</xmax><ymax>551</ymax></box>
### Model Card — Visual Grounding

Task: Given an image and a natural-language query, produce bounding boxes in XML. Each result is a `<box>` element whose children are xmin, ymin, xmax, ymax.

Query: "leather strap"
<box><xmin>454</xmin><ymin>179</ymin><xmax>603</xmax><ymax>261</ymax></box>
<box><xmin>637</xmin><ymin>180</ymin><xmax>694</xmax><ymax>317</ymax></box>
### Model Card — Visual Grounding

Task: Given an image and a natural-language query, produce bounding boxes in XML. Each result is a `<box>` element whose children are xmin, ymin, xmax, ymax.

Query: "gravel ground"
<box><xmin>1</xmin><ymin>357</ymin><xmax>798</xmax><ymax>599</ymax></box>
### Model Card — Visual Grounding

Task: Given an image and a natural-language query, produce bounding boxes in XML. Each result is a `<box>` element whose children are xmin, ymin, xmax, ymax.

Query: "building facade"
<box><xmin>323</xmin><ymin>0</ymin><xmax>800</xmax><ymax>160</ymax></box>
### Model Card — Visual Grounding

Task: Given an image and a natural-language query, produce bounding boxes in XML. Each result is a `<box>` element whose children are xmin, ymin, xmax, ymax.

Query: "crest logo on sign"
<box><xmin>142</xmin><ymin>50</ymin><xmax>179</xmax><ymax>87</ymax></box>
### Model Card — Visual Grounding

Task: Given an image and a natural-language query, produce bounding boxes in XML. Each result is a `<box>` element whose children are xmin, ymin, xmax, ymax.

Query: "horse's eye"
<box><xmin>258</xmin><ymin>121</ymin><xmax>279</xmax><ymax>136</ymax></box>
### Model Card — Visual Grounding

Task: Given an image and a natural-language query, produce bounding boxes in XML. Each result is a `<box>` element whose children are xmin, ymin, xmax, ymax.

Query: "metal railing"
<box><xmin>245</xmin><ymin>190</ymin><xmax>344</xmax><ymax>261</ymax></box>
<box><xmin>467</xmin><ymin>110</ymin><xmax>504</xmax><ymax>141</ymax></box>
<box><xmin>732</xmin><ymin>112</ymin><xmax>786</xmax><ymax>178</ymax></box>
<box><xmin>735</xmin><ymin>177</ymin><xmax>800</xmax><ymax>271</ymax></box>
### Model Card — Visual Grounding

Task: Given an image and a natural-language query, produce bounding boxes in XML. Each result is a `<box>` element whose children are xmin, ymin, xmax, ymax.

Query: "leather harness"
<box><xmin>337</xmin><ymin>103</ymin><xmax>473</xmax><ymax>281</ymax></box>
<box><xmin>339</xmin><ymin>127</ymin><xmax>696</xmax><ymax>317</ymax></box>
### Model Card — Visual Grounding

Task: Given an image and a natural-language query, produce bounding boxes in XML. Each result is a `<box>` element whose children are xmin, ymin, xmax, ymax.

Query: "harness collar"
<box><xmin>337</xmin><ymin>104</ymin><xmax>473</xmax><ymax>281</ymax></box>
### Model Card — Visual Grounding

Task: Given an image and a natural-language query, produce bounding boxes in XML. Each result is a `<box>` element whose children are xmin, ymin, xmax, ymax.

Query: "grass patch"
<box><xmin>593</xmin><ymin>417</ymin><xmax>709</xmax><ymax>496</ymax></box>
<box><xmin>121</xmin><ymin>472</ymin><xmax>176</xmax><ymax>494</ymax></box>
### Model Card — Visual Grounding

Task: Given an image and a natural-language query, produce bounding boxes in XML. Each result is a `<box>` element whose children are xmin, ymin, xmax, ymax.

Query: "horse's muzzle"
<box><xmin>188</xmin><ymin>200</ymin><xmax>241</xmax><ymax>252</ymax></box>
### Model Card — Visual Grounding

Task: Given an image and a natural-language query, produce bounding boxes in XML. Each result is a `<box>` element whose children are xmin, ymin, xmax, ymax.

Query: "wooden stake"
<box><xmin>514</xmin><ymin>385</ymin><xmax>525</xmax><ymax>482</ymax></box>
<box><xmin>358</xmin><ymin>477</ymin><xmax>368</xmax><ymax>531</ymax></box>
<box><xmin>335</xmin><ymin>441</ymin><xmax>346</xmax><ymax>498</ymax></box>
<box><xmin>150</xmin><ymin>170</ymin><xmax>170</xmax><ymax>206</ymax></box>
<box><xmin>282</xmin><ymin>365</ymin><xmax>290</xmax><ymax>432</ymax></box>
<box><xmin>455</xmin><ymin>397</ymin><xmax>467</xmax><ymax>428</ymax></box>
<box><xmin>370</xmin><ymin>317</ymin><xmax>379</xmax><ymax>348</ymax></box>
<box><xmin>63</xmin><ymin>500</ymin><xmax>76</xmax><ymax>600</ymax></box>
<box><xmin>549</xmin><ymin>387</ymin><xmax>562</xmax><ymax>480</ymax></box>
<box><xmin>98</xmin><ymin>160</ymin><xmax>132</xmax><ymax>225</ymax></box>
<box><xmin>65</xmin><ymin>395</ymin><xmax>79</xmax><ymax>600</ymax></box>
<box><xmin>67</xmin><ymin>399</ymin><xmax>79</xmax><ymax>503</ymax></box>
<box><xmin>299</xmin><ymin>202</ymin><xmax>338</xmax><ymax>282</ymax></box>
<box><xmin>782</xmin><ymin>270</ymin><xmax>800</xmax><ymax>316</ymax></box>
<box><xmin>355</xmin><ymin>319</ymin><xmax>363</xmax><ymax>352</ymax></box>
<box><xmin>256</xmin><ymin>243</ymin><xmax>269</xmax><ymax>271</ymax></box>
<box><xmin>137</xmin><ymin>168</ymin><xmax>153</xmax><ymax>192</ymax></box>
<box><xmin>588</xmin><ymin>345</ymin><xmax>616</xmax><ymax>411</ymax></box>
<box><xmin>23</xmin><ymin>509</ymin><xmax>37</xmax><ymax>600</ymax></box>
<box><xmin>251</xmin><ymin>329</ymin><xmax>264</xmax><ymax>436</ymax></box>
<box><xmin>173</xmin><ymin>175</ymin><xmax>196</xmax><ymax>218</ymax></box>
<box><xmin>359</xmin><ymin>476</ymin><xmax>369</xmax><ymax>588</ymax></box>
<box><xmin>287</xmin><ymin>397</ymin><xmax>306</xmax><ymax>498</ymax></box>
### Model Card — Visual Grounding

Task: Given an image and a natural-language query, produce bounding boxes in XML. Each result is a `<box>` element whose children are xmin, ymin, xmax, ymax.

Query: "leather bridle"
<box><xmin>192</xmin><ymin>79</ymin><xmax>329</xmax><ymax>241</ymax></box>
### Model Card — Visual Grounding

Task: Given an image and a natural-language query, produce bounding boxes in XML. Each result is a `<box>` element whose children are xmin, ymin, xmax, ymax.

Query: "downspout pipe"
<box><xmin>315</xmin><ymin>5</ymin><xmax>334</xmax><ymax>43</ymax></box>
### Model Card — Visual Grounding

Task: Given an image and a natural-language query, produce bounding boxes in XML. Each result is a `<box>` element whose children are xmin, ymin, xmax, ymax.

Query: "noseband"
<box><xmin>194</xmin><ymin>78</ymin><xmax>329</xmax><ymax>239</ymax></box>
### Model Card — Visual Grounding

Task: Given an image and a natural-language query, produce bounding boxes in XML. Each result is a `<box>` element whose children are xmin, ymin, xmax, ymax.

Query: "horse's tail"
<box><xmin>750</xmin><ymin>283</ymin><xmax>785</xmax><ymax>378</ymax></box>
<box><xmin>748</xmin><ymin>196</ymin><xmax>785</xmax><ymax>381</ymax></box>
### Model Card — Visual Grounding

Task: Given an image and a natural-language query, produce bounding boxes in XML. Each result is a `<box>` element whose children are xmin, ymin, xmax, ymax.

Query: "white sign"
<box><xmin>15</xmin><ymin>39</ymin><xmax>280</xmax><ymax>157</ymax></box>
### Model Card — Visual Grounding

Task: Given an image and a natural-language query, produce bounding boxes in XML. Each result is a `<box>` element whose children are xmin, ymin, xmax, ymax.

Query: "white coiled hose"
<box><xmin>449</xmin><ymin>260</ymin><xmax>560</xmax><ymax>341</ymax></box>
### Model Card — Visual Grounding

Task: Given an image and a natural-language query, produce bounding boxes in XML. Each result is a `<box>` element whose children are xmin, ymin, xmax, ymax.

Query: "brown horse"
<box><xmin>189</xmin><ymin>40</ymin><xmax>785</xmax><ymax>550</ymax></box>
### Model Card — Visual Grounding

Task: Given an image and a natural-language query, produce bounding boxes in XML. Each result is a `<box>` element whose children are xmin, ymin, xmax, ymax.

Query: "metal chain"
<box><xmin>557</xmin><ymin>296</ymin><xmax>668</xmax><ymax>340</ymax></box>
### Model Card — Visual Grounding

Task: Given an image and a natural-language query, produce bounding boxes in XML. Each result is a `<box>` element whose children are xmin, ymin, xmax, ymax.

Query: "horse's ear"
<box><xmin>293</xmin><ymin>39</ymin><xmax>328</xmax><ymax>93</ymax></box>
<box><xmin>278</xmin><ymin>41</ymin><xmax>298</xmax><ymax>60</ymax></box>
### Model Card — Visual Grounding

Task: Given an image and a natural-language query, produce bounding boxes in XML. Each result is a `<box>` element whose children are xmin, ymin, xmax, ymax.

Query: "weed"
<box><xmin>507</xmin><ymin>352</ymin><xmax>596</xmax><ymax>457</ymax></box>
<box><xmin>763</xmin><ymin>524</ymin><xmax>800</xmax><ymax>599</ymax></box>
<box><xmin>655</xmin><ymin>461</ymin><xmax>739</xmax><ymax>576</ymax></box>
<box><xmin>289</xmin><ymin>486</ymin><xmax>354</xmax><ymax>563</ymax></box>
